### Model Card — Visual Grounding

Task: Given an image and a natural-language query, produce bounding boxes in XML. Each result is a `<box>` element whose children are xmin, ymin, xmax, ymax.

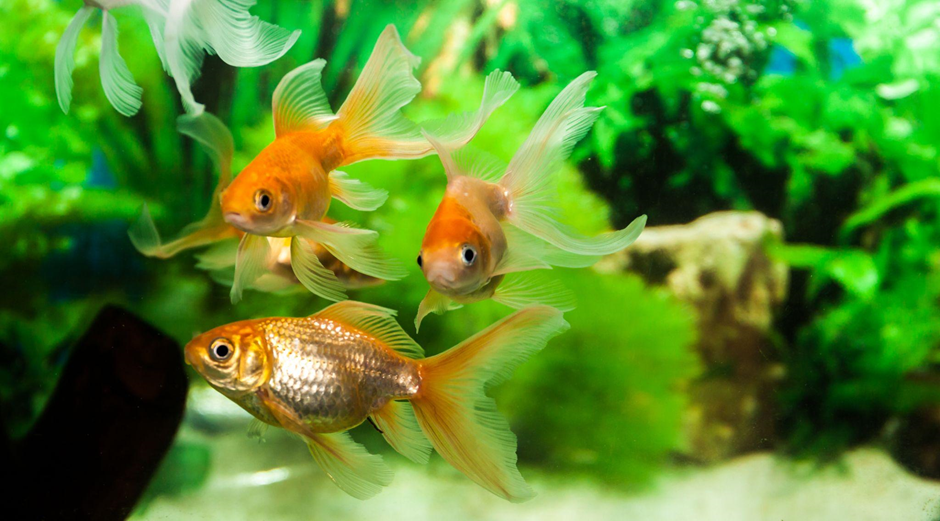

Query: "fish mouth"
<box><xmin>224</xmin><ymin>212</ymin><xmax>250</xmax><ymax>231</ymax></box>
<box><xmin>428</xmin><ymin>269</ymin><xmax>475</xmax><ymax>296</ymax></box>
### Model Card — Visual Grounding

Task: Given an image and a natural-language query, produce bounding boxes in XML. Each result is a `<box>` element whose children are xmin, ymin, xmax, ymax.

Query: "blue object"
<box><xmin>829</xmin><ymin>37</ymin><xmax>862</xmax><ymax>80</ymax></box>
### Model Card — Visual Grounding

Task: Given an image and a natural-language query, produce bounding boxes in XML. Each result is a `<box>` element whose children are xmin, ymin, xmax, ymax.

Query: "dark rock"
<box><xmin>4</xmin><ymin>305</ymin><xmax>188</xmax><ymax>520</ymax></box>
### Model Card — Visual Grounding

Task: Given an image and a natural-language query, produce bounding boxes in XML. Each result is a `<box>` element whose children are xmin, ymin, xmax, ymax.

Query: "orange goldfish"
<box><xmin>414</xmin><ymin>72</ymin><xmax>647</xmax><ymax>330</ymax></box>
<box><xmin>185</xmin><ymin>302</ymin><xmax>568</xmax><ymax>501</ymax></box>
<box><xmin>131</xmin><ymin>25</ymin><xmax>520</xmax><ymax>304</ymax></box>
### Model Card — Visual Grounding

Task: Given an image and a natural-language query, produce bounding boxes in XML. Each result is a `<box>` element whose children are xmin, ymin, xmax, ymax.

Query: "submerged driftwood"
<box><xmin>5</xmin><ymin>305</ymin><xmax>188</xmax><ymax>520</ymax></box>
<box><xmin>599</xmin><ymin>211</ymin><xmax>788</xmax><ymax>462</ymax></box>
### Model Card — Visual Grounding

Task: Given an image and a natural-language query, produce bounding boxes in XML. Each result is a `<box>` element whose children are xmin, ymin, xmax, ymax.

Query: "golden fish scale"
<box><xmin>260</xmin><ymin>317</ymin><xmax>420</xmax><ymax>433</ymax></box>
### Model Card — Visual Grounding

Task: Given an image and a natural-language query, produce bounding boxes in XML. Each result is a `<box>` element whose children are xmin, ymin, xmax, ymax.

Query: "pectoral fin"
<box><xmin>303</xmin><ymin>431</ymin><xmax>394</xmax><ymax>500</ymax></box>
<box><xmin>492</xmin><ymin>272</ymin><xmax>576</xmax><ymax>312</ymax></box>
<box><xmin>295</xmin><ymin>220</ymin><xmax>406</xmax><ymax>281</ymax></box>
<box><xmin>289</xmin><ymin>237</ymin><xmax>348</xmax><ymax>301</ymax></box>
<box><xmin>415</xmin><ymin>289</ymin><xmax>462</xmax><ymax>332</ymax></box>
<box><xmin>231</xmin><ymin>233</ymin><xmax>272</xmax><ymax>303</ymax></box>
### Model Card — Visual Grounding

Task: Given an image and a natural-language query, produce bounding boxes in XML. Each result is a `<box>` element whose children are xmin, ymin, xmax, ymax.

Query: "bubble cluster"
<box><xmin>677</xmin><ymin>0</ymin><xmax>800</xmax><ymax>112</ymax></box>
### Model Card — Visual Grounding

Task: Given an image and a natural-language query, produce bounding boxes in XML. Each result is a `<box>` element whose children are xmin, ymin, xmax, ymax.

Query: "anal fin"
<box><xmin>371</xmin><ymin>400</ymin><xmax>432</xmax><ymax>464</ymax></box>
<box><xmin>303</xmin><ymin>431</ymin><xmax>394</xmax><ymax>500</ymax></box>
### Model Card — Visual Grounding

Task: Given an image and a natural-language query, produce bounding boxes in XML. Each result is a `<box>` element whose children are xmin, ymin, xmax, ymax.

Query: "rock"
<box><xmin>4</xmin><ymin>305</ymin><xmax>188</xmax><ymax>520</ymax></box>
<box><xmin>598</xmin><ymin>211</ymin><xmax>788</xmax><ymax>462</ymax></box>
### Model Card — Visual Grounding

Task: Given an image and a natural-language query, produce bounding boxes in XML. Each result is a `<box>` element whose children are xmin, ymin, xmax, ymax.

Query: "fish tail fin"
<box><xmin>410</xmin><ymin>306</ymin><xmax>569</xmax><ymax>502</ymax></box>
<box><xmin>127</xmin><ymin>203</ymin><xmax>164</xmax><ymax>257</ymax></box>
<box><xmin>333</xmin><ymin>28</ymin><xmax>518</xmax><ymax>167</ymax></box>
<box><xmin>55</xmin><ymin>6</ymin><xmax>144</xmax><ymax>117</ymax></box>
<box><xmin>499</xmin><ymin>72</ymin><xmax>646</xmax><ymax>256</ymax></box>
<box><xmin>418</xmin><ymin>69</ymin><xmax>520</xmax><ymax>155</ymax></box>
<box><xmin>55</xmin><ymin>6</ymin><xmax>96</xmax><ymax>115</ymax></box>
<box><xmin>330</xmin><ymin>25</ymin><xmax>423</xmax><ymax>166</ymax></box>
<box><xmin>128</xmin><ymin>204</ymin><xmax>235</xmax><ymax>259</ymax></box>
<box><xmin>129</xmin><ymin>112</ymin><xmax>237</xmax><ymax>258</ymax></box>
<box><xmin>164</xmin><ymin>0</ymin><xmax>300</xmax><ymax>114</ymax></box>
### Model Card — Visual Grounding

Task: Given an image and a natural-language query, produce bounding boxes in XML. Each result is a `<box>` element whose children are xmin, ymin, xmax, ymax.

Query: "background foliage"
<box><xmin>3</xmin><ymin>0</ymin><xmax>940</xmax><ymax>502</ymax></box>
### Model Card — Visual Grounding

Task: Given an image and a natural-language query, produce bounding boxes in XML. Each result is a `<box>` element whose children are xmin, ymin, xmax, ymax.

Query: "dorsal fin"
<box><xmin>314</xmin><ymin>301</ymin><xmax>424</xmax><ymax>358</ymax></box>
<box><xmin>273</xmin><ymin>59</ymin><xmax>337</xmax><ymax>136</ymax></box>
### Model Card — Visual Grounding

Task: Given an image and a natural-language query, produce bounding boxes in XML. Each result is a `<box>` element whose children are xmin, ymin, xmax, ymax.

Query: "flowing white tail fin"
<box><xmin>410</xmin><ymin>306</ymin><xmax>569</xmax><ymax>502</ymax></box>
<box><xmin>163</xmin><ymin>0</ymin><xmax>300</xmax><ymax>115</ymax></box>
<box><xmin>55</xmin><ymin>0</ymin><xmax>299</xmax><ymax>117</ymax></box>
<box><xmin>500</xmin><ymin>72</ymin><xmax>647</xmax><ymax>256</ymax></box>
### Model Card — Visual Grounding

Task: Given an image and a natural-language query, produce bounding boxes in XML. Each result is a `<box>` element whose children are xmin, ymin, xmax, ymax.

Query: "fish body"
<box><xmin>221</xmin><ymin>131</ymin><xmax>336</xmax><ymax>237</ymax></box>
<box><xmin>200</xmin><ymin>316</ymin><xmax>420</xmax><ymax>433</ymax></box>
<box><xmin>420</xmin><ymin>176</ymin><xmax>509</xmax><ymax>298</ymax></box>
<box><xmin>414</xmin><ymin>72</ymin><xmax>648</xmax><ymax>329</ymax></box>
<box><xmin>186</xmin><ymin>302</ymin><xmax>568</xmax><ymax>501</ymax></box>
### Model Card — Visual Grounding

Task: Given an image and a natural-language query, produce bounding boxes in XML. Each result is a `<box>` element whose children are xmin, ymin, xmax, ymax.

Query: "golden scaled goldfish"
<box><xmin>185</xmin><ymin>302</ymin><xmax>568</xmax><ymax>501</ymax></box>
<box><xmin>130</xmin><ymin>25</ymin><xmax>520</xmax><ymax>304</ymax></box>
<box><xmin>413</xmin><ymin>72</ymin><xmax>648</xmax><ymax>330</ymax></box>
<box><xmin>56</xmin><ymin>0</ymin><xmax>299</xmax><ymax>116</ymax></box>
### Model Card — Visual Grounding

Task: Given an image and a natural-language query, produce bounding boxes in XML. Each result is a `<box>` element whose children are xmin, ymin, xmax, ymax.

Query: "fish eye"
<box><xmin>461</xmin><ymin>245</ymin><xmax>477</xmax><ymax>266</ymax></box>
<box><xmin>209</xmin><ymin>338</ymin><xmax>234</xmax><ymax>362</ymax></box>
<box><xmin>416</xmin><ymin>253</ymin><xmax>423</xmax><ymax>268</ymax></box>
<box><xmin>254</xmin><ymin>189</ymin><xmax>273</xmax><ymax>212</ymax></box>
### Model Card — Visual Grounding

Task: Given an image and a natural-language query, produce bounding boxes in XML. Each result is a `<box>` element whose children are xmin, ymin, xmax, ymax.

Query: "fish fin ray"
<box><xmin>492</xmin><ymin>272</ymin><xmax>576</xmax><ymax>312</ymax></box>
<box><xmin>332</xmin><ymin>25</ymin><xmax>424</xmax><ymax>165</ymax></box>
<box><xmin>177</xmin><ymin>112</ymin><xmax>235</xmax><ymax>194</ymax></box>
<box><xmin>289</xmin><ymin>237</ymin><xmax>348</xmax><ymax>301</ymax></box>
<box><xmin>412</xmin><ymin>306</ymin><xmax>569</xmax><ymax>502</ymax></box>
<box><xmin>194</xmin><ymin>238</ymin><xmax>239</xmax><ymax>270</ymax></box>
<box><xmin>328</xmin><ymin>171</ymin><xmax>388</xmax><ymax>212</ymax></box>
<box><xmin>494</xmin><ymin>225</ymin><xmax>601</xmax><ymax>275</ymax></box>
<box><xmin>414</xmin><ymin>290</ymin><xmax>461</xmax><ymax>333</ymax></box>
<box><xmin>303</xmin><ymin>431</ymin><xmax>393</xmax><ymax>500</ymax></box>
<box><xmin>128</xmin><ymin>204</ymin><xmax>235</xmax><ymax>258</ymax></box>
<box><xmin>247</xmin><ymin>419</ymin><xmax>268</xmax><ymax>441</ymax></box>
<box><xmin>165</xmin><ymin>0</ymin><xmax>300</xmax><ymax>114</ymax></box>
<box><xmin>100</xmin><ymin>12</ymin><xmax>143</xmax><ymax>117</ymax></box>
<box><xmin>497</xmin><ymin>72</ymin><xmax>646</xmax><ymax>255</ymax></box>
<box><xmin>371</xmin><ymin>400</ymin><xmax>432</xmax><ymax>464</ymax></box>
<box><xmin>295</xmin><ymin>220</ymin><xmax>406</xmax><ymax>281</ymax></box>
<box><xmin>231</xmin><ymin>233</ymin><xmax>271</xmax><ymax>303</ymax></box>
<box><xmin>420</xmin><ymin>68</ymin><xmax>520</xmax><ymax>153</ymax></box>
<box><xmin>273</xmin><ymin>59</ymin><xmax>337</xmax><ymax>136</ymax></box>
<box><xmin>55</xmin><ymin>6</ymin><xmax>95</xmax><ymax>115</ymax></box>
<box><xmin>314</xmin><ymin>301</ymin><xmax>422</xmax><ymax>358</ymax></box>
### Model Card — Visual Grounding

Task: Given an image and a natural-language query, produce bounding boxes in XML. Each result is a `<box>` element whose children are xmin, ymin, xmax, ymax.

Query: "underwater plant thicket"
<box><xmin>3</xmin><ymin>0</ymin><xmax>940</xmax><ymax>487</ymax></box>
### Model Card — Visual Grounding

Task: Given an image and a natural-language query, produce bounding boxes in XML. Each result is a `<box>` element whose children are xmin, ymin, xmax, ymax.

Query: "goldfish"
<box><xmin>185</xmin><ymin>302</ymin><xmax>568</xmax><ymax>501</ymax></box>
<box><xmin>413</xmin><ymin>72</ymin><xmax>648</xmax><ymax>330</ymax></box>
<box><xmin>195</xmin><ymin>222</ymin><xmax>384</xmax><ymax>296</ymax></box>
<box><xmin>132</xmin><ymin>25</ymin><xmax>520</xmax><ymax>304</ymax></box>
<box><xmin>55</xmin><ymin>0</ymin><xmax>299</xmax><ymax>116</ymax></box>
<box><xmin>127</xmin><ymin>112</ymin><xmax>380</xmax><ymax>295</ymax></box>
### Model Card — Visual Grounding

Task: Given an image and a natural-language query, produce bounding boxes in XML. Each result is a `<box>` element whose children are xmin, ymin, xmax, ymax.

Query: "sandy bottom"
<box><xmin>134</xmin><ymin>426</ymin><xmax>940</xmax><ymax>521</ymax></box>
